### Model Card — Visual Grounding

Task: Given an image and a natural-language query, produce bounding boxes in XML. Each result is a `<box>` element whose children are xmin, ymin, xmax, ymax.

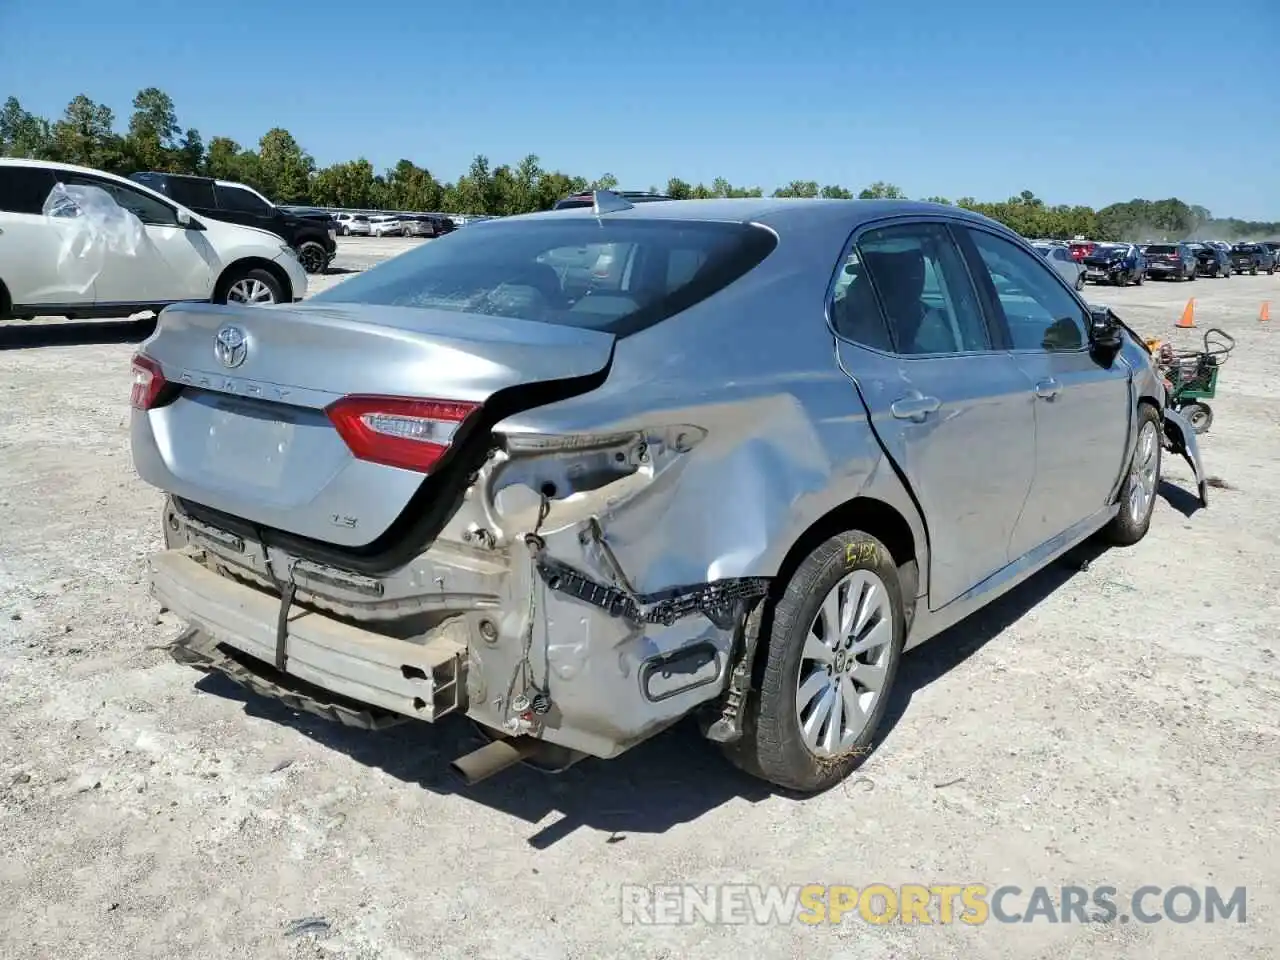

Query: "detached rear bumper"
<box><xmin>150</xmin><ymin>549</ymin><xmax>466</xmax><ymax>721</ymax></box>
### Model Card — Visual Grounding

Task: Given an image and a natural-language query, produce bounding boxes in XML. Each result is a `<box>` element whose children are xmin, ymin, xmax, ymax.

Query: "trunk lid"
<box><xmin>132</xmin><ymin>301</ymin><xmax>615</xmax><ymax>547</ymax></box>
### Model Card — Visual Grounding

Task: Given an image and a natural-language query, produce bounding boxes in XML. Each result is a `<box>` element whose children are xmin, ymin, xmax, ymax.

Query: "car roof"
<box><xmin>516</xmin><ymin>197</ymin><xmax>1007</xmax><ymax>236</ymax></box>
<box><xmin>132</xmin><ymin>170</ymin><xmax>210</xmax><ymax>182</ymax></box>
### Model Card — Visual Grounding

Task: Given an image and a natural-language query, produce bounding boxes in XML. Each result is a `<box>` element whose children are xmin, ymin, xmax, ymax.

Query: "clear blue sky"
<box><xmin>2</xmin><ymin>0</ymin><xmax>1277</xmax><ymax>219</ymax></box>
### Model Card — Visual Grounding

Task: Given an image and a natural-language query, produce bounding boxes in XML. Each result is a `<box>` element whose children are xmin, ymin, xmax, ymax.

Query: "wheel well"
<box><xmin>215</xmin><ymin>258</ymin><xmax>293</xmax><ymax>302</ymax></box>
<box><xmin>0</xmin><ymin>278</ymin><xmax>11</xmax><ymax>319</ymax></box>
<box><xmin>745</xmin><ymin>496</ymin><xmax>919</xmax><ymax>691</ymax></box>
<box><xmin>768</xmin><ymin>497</ymin><xmax>917</xmax><ymax>602</ymax></box>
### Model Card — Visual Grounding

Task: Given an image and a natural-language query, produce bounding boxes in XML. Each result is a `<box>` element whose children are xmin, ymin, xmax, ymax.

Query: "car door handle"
<box><xmin>890</xmin><ymin>393</ymin><xmax>941</xmax><ymax>421</ymax></box>
<box><xmin>1035</xmin><ymin>378</ymin><xmax>1061</xmax><ymax>400</ymax></box>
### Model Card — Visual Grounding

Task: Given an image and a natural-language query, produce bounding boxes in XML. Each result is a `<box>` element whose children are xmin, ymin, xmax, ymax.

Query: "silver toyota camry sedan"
<box><xmin>130</xmin><ymin>193</ymin><xmax>1207</xmax><ymax>793</ymax></box>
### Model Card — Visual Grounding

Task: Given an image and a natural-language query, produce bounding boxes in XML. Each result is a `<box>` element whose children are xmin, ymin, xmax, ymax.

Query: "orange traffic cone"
<box><xmin>1260</xmin><ymin>301</ymin><xmax>1271</xmax><ymax>323</ymax></box>
<box><xmin>1176</xmin><ymin>299</ymin><xmax>1196</xmax><ymax>328</ymax></box>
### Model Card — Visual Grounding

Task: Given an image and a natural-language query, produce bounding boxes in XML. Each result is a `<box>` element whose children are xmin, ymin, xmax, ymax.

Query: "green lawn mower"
<box><xmin>1156</xmin><ymin>327</ymin><xmax>1234</xmax><ymax>434</ymax></box>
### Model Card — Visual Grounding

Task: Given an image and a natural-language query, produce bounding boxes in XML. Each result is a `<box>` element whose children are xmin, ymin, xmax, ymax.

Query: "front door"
<box><xmin>831</xmin><ymin>220</ymin><xmax>1037</xmax><ymax>610</ymax></box>
<box><xmin>56</xmin><ymin>173</ymin><xmax>214</xmax><ymax>305</ymax></box>
<box><xmin>961</xmin><ymin>226</ymin><xmax>1131</xmax><ymax>559</ymax></box>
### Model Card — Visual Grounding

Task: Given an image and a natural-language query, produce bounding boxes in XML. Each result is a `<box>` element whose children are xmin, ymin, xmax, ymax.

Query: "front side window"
<box><xmin>59</xmin><ymin>175</ymin><xmax>179</xmax><ymax>226</ymax></box>
<box><xmin>966</xmin><ymin>228</ymin><xmax>1086</xmax><ymax>352</ymax></box>
<box><xmin>834</xmin><ymin>222</ymin><xmax>991</xmax><ymax>356</ymax></box>
<box><xmin>216</xmin><ymin>184</ymin><xmax>274</xmax><ymax>215</ymax></box>
<box><xmin>310</xmin><ymin>218</ymin><xmax>777</xmax><ymax>336</ymax></box>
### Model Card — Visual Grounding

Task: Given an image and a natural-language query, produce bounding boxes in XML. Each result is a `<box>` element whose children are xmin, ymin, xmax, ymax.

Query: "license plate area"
<box><xmin>203</xmin><ymin>396</ymin><xmax>298</xmax><ymax>489</ymax></box>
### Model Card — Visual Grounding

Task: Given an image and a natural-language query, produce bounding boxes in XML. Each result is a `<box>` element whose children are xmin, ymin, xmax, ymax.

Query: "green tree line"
<box><xmin>4</xmin><ymin>89</ymin><xmax>1278</xmax><ymax>242</ymax></box>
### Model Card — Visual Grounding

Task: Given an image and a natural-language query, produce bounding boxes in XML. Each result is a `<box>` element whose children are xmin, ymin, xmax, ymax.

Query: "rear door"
<box><xmin>961</xmin><ymin>226</ymin><xmax>1130</xmax><ymax>559</ymax></box>
<box><xmin>56</xmin><ymin>172</ymin><xmax>214</xmax><ymax>304</ymax></box>
<box><xmin>831</xmin><ymin>219</ymin><xmax>1037</xmax><ymax>610</ymax></box>
<box><xmin>0</xmin><ymin>164</ymin><xmax>96</xmax><ymax>307</ymax></box>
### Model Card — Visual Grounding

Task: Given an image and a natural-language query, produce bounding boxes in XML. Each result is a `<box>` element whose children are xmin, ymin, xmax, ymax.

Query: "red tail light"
<box><xmin>130</xmin><ymin>354</ymin><xmax>167</xmax><ymax>411</ymax></box>
<box><xmin>326</xmin><ymin>395</ymin><xmax>480</xmax><ymax>473</ymax></box>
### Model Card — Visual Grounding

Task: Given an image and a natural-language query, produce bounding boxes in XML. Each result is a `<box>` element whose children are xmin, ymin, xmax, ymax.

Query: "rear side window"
<box><xmin>163</xmin><ymin>177</ymin><xmax>216</xmax><ymax>208</ymax></box>
<box><xmin>311</xmin><ymin>218</ymin><xmax>778</xmax><ymax>336</ymax></box>
<box><xmin>0</xmin><ymin>165</ymin><xmax>57</xmax><ymax>215</ymax></box>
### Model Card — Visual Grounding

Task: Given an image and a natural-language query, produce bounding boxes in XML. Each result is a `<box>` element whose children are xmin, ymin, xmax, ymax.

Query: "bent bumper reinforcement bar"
<box><xmin>532</xmin><ymin>550</ymin><xmax>771</xmax><ymax>627</ymax></box>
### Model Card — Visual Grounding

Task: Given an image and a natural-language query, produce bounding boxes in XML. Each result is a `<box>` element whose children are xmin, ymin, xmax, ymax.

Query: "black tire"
<box><xmin>217</xmin><ymin>266</ymin><xmax>285</xmax><ymax>306</ymax></box>
<box><xmin>722</xmin><ymin>531</ymin><xmax>906</xmax><ymax>793</ymax></box>
<box><xmin>1136</xmin><ymin>269</ymin><xmax>1145</xmax><ymax>285</ymax></box>
<box><xmin>297</xmin><ymin>241</ymin><xmax>327</xmax><ymax>275</ymax></box>
<box><xmin>1102</xmin><ymin>403</ymin><xmax>1162</xmax><ymax>547</ymax></box>
<box><xmin>1182</xmin><ymin>402</ymin><xmax>1213</xmax><ymax>434</ymax></box>
<box><xmin>1251</xmin><ymin>266</ymin><xmax>1258</xmax><ymax>275</ymax></box>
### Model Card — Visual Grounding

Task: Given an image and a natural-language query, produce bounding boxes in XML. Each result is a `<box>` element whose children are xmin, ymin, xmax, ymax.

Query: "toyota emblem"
<box><xmin>214</xmin><ymin>324</ymin><xmax>248</xmax><ymax>369</ymax></box>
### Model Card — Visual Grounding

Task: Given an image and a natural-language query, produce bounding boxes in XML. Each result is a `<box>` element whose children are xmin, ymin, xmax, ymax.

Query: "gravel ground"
<box><xmin>1</xmin><ymin>242</ymin><xmax>1278</xmax><ymax>960</ymax></box>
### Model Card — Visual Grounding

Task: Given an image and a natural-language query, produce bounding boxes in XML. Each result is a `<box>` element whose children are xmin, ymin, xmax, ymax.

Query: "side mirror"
<box><xmin>1088</xmin><ymin>306</ymin><xmax>1123</xmax><ymax>351</ymax></box>
<box><xmin>176</xmin><ymin>209</ymin><xmax>204</xmax><ymax>230</ymax></box>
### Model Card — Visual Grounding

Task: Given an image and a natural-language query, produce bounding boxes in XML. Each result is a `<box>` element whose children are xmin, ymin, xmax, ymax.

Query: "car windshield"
<box><xmin>310</xmin><ymin>217</ymin><xmax>777</xmax><ymax>335</ymax></box>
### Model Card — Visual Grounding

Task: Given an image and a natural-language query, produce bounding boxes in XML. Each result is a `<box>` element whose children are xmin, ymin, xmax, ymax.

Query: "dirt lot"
<box><xmin>2</xmin><ymin>241</ymin><xmax>1277</xmax><ymax>959</ymax></box>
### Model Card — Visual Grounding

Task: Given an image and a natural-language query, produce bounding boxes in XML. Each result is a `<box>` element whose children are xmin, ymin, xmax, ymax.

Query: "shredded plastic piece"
<box><xmin>41</xmin><ymin>182</ymin><xmax>147</xmax><ymax>294</ymax></box>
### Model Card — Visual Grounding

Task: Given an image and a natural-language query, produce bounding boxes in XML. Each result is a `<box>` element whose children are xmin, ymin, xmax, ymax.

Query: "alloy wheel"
<box><xmin>1127</xmin><ymin>420</ymin><xmax>1159</xmax><ymax>522</ymax></box>
<box><xmin>795</xmin><ymin>569</ymin><xmax>893</xmax><ymax>757</ymax></box>
<box><xmin>227</xmin><ymin>278</ymin><xmax>277</xmax><ymax>305</ymax></box>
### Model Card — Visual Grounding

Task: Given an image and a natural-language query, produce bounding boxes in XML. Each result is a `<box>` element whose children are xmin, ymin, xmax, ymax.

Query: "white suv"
<box><xmin>0</xmin><ymin>158</ymin><xmax>308</xmax><ymax>321</ymax></box>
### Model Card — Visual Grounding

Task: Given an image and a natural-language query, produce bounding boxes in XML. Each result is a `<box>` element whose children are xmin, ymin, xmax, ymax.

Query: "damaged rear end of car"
<box><xmin>132</xmin><ymin>206</ymin><xmax>811</xmax><ymax>780</ymax></box>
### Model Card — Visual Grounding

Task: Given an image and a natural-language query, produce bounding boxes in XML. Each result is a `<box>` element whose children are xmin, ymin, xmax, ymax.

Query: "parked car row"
<box><xmin>0</xmin><ymin>158</ymin><xmax>307</xmax><ymax>321</ymax></box>
<box><xmin>1029</xmin><ymin>236</ymin><xmax>1279</xmax><ymax>285</ymax></box>
<box><xmin>333</xmin><ymin>211</ymin><xmax>458</xmax><ymax>238</ymax></box>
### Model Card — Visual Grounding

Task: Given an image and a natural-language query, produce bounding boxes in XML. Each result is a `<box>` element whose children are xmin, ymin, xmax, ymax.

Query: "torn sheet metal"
<box><xmin>41</xmin><ymin>182</ymin><xmax>146</xmax><ymax>295</ymax></box>
<box><xmin>1162</xmin><ymin>407</ymin><xmax>1209</xmax><ymax>507</ymax></box>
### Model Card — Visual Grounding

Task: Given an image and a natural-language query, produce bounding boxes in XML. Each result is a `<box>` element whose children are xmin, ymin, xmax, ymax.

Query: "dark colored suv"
<box><xmin>128</xmin><ymin>172</ymin><xmax>337</xmax><ymax>274</ymax></box>
<box><xmin>1230</xmin><ymin>243</ymin><xmax>1277</xmax><ymax>275</ymax></box>
<box><xmin>553</xmin><ymin>190</ymin><xmax>675</xmax><ymax>210</ymax></box>
<box><xmin>1143</xmin><ymin>243</ymin><xmax>1198</xmax><ymax>281</ymax></box>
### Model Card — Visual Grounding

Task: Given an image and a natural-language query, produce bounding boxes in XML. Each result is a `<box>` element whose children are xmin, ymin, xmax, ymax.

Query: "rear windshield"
<box><xmin>1146</xmin><ymin>245</ymin><xmax>1177</xmax><ymax>254</ymax></box>
<box><xmin>1094</xmin><ymin>244</ymin><xmax>1128</xmax><ymax>255</ymax></box>
<box><xmin>1232</xmin><ymin>244</ymin><xmax>1256</xmax><ymax>252</ymax></box>
<box><xmin>312</xmin><ymin>218</ymin><xmax>778</xmax><ymax>335</ymax></box>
